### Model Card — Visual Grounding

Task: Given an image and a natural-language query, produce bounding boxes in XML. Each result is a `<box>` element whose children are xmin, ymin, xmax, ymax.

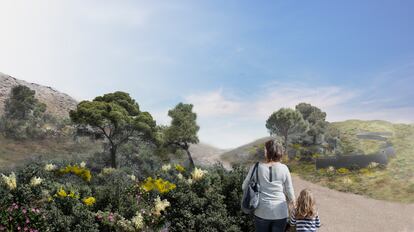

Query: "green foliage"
<box><xmin>0</xmin><ymin>85</ymin><xmax>48</xmax><ymax>140</ymax></box>
<box><xmin>69</xmin><ymin>91</ymin><xmax>157</xmax><ymax>168</ymax></box>
<box><xmin>0</xmin><ymin>203</ymin><xmax>48</xmax><ymax>231</ymax></box>
<box><xmin>266</xmin><ymin>108</ymin><xmax>308</xmax><ymax>151</ymax></box>
<box><xmin>295</xmin><ymin>103</ymin><xmax>329</xmax><ymax>145</ymax></box>
<box><xmin>4</xmin><ymin>85</ymin><xmax>46</xmax><ymax>120</ymax></box>
<box><xmin>164</xmin><ymin>103</ymin><xmax>200</xmax><ymax>170</ymax></box>
<box><xmin>337</xmin><ymin>168</ymin><xmax>350</xmax><ymax>175</ymax></box>
<box><xmin>164</xmin><ymin>164</ymin><xmax>254</xmax><ymax>232</ymax></box>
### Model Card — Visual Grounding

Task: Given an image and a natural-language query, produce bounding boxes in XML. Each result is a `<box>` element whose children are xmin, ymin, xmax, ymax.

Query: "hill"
<box><xmin>221</xmin><ymin>136</ymin><xmax>270</xmax><ymax>164</ymax></box>
<box><xmin>190</xmin><ymin>142</ymin><xmax>230</xmax><ymax>167</ymax></box>
<box><xmin>0</xmin><ymin>72</ymin><xmax>77</xmax><ymax>118</ymax></box>
<box><xmin>220</xmin><ymin>120</ymin><xmax>414</xmax><ymax>203</ymax></box>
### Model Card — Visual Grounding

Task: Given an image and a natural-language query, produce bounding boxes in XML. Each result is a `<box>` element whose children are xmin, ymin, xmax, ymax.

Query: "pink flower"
<box><xmin>25</xmin><ymin>218</ymin><xmax>30</xmax><ymax>224</ymax></box>
<box><xmin>22</xmin><ymin>208</ymin><xmax>27</xmax><ymax>214</ymax></box>
<box><xmin>108</xmin><ymin>213</ymin><xmax>114</xmax><ymax>222</ymax></box>
<box><xmin>24</xmin><ymin>227</ymin><xmax>28</xmax><ymax>231</ymax></box>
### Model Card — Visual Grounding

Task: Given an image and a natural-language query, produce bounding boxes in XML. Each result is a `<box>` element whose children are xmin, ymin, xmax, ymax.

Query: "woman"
<box><xmin>242</xmin><ymin>139</ymin><xmax>295</xmax><ymax>232</ymax></box>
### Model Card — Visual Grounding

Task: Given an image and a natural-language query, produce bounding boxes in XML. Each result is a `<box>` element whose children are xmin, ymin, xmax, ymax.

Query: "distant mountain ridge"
<box><xmin>0</xmin><ymin>72</ymin><xmax>77</xmax><ymax>118</ymax></box>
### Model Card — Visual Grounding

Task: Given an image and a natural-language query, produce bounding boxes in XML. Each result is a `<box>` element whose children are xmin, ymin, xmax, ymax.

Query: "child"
<box><xmin>290</xmin><ymin>189</ymin><xmax>321</xmax><ymax>232</ymax></box>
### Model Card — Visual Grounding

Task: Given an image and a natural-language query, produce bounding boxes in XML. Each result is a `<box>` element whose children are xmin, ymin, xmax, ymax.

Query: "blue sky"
<box><xmin>1</xmin><ymin>1</ymin><xmax>413</xmax><ymax>148</ymax></box>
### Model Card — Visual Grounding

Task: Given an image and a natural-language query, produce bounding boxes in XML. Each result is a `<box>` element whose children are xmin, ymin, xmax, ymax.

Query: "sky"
<box><xmin>0</xmin><ymin>1</ymin><xmax>413</xmax><ymax>149</ymax></box>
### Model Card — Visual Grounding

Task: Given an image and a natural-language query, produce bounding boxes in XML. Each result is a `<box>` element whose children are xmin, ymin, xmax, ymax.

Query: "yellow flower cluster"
<box><xmin>1</xmin><ymin>172</ymin><xmax>17</xmax><ymax>190</ymax></box>
<box><xmin>59</xmin><ymin>165</ymin><xmax>92</xmax><ymax>182</ymax></box>
<box><xmin>141</xmin><ymin>177</ymin><xmax>176</xmax><ymax>194</ymax></box>
<box><xmin>337</xmin><ymin>168</ymin><xmax>350</xmax><ymax>175</ymax></box>
<box><xmin>83</xmin><ymin>196</ymin><xmax>96</xmax><ymax>206</ymax></box>
<box><xmin>175</xmin><ymin>164</ymin><xmax>185</xmax><ymax>173</ymax></box>
<box><xmin>54</xmin><ymin>187</ymin><xmax>80</xmax><ymax>199</ymax></box>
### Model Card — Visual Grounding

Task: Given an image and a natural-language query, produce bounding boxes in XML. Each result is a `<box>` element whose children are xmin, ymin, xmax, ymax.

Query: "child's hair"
<box><xmin>295</xmin><ymin>189</ymin><xmax>317</xmax><ymax>219</ymax></box>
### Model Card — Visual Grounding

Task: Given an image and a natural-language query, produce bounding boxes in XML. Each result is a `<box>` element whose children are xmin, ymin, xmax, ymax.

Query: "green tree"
<box><xmin>266</xmin><ymin>108</ymin><xmax>308</xmax><ymax>152</ymax></box>
<box><xmin>164</xmin><ymin>103</ymin><xmax>200</xmax><ymax>170</ymax></box>
<box><xmin>69</xmin><ymin>91</ymin><xmax>156</xmax><ymax>168</ymax></box>
<box><xmin>295</xmin><ymin>103</ymin><xmax>328</xmax><ymax>144</ymax></box>
<box><xmin>0</xmin><ymin>85</ymin><xmax>47</xmax><ymax>139</ymax></box>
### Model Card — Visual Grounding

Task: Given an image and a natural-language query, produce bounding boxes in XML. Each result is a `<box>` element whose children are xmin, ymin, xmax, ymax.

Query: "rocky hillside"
<box><xmin>190</xmin><ymin>143</ymin><xmax>230</xmax><ymax>167</ymax></box>
<box><xmin>0</xmin><ymin>72</ymin><xmax>77</xmax><ymax>118</ymax></box>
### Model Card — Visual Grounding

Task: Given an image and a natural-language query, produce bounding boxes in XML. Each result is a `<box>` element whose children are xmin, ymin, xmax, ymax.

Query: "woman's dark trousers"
<box><xmin>254</xmin><ymin>215</ymin><xmax>287</xmax><ymax>232</ymax></box>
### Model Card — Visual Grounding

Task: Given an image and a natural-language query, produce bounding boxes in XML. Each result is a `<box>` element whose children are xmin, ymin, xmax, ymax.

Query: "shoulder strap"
<box><xmin>269</xmin><ymin>166</ymin><xmax>272</xmax><ymax>182</ymax></box>
<box><xmin>249</xmin><ymin>162</ymin><xmax>260</xmax><ymax>181</ymax></box>
<box><xmin>255</xmin><ymin>162</ymin><xmax>260</xmax><ymax>185</ymax></box>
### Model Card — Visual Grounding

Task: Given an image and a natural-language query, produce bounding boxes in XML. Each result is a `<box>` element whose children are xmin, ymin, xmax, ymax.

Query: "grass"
<box><xmin>224</xmin><ymin>120</ymin><xmax>414</xmax><ymax>203</ymax></box>
<box><xmin>0</xmin><ymin>135</ymin><xmax>102</xmax><ymax>170</ymax></box>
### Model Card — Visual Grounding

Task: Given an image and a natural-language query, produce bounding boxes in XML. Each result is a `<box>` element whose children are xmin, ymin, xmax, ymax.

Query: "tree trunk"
<box><xmin>313</xmin><ymin>134</ymin><xmax>317</xmax><ymax>145</ymax></box>
<box><xmin>185</xmin><ymin>149</ymin><xmax>195</xmax><ymax>171</ymax></box>
<box><xmin>110</xmin><ymin>145</ymin><xmax>117</xmax><ymax>168</ymax></box>
<box><xmin>284</xmin><ymin>134</ymin><xmax>289</xmax><ymax>156</ymax></box>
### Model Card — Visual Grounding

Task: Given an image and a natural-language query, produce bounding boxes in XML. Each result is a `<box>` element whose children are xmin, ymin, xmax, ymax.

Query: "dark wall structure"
<box><xmin>316</xmin><ymin>153</ymin><xmax>388</xmax><ymax>169</ymax></box>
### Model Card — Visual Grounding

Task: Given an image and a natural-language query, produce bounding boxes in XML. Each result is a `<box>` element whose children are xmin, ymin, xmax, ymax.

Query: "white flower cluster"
<box><xmin>129</xmin><ymin>174</ymin><xmax>136</xmax><ymax>181</ymax></box>
<box><xmin>101</xmin><ymin>167</ymin><xmax>116</xmax><ymax>175</ymax></box>
<box><xmin>80</xmin><ymin>161</ymin><xmax>86</xmax><ymax>168</ymax></box>
<box><xmin>191</xmin><ymin>167</ymin><xmax>208</xmax><ymax>181</ymax></box>
<box><xmin>152</xmin><ymin>196</ymin><xmax>170</xmax><ymax>216</ymax></box>
<box><xmin>44</xmin><ymin>163</ymin><xmax>57</xmax><ymax>171</ymax></box>
<box><xmin>30</xmin><ymin>176</ymin><xmax>43</xmax><ymax>187</ymax></box>
<box><xmin>131</xmin><ymin>212</ymin><xmax>144</xmax><ymax>229</ymax></box>
<box><xmin>327</xmin><ymin>166</ymin><xmax>335</xmax><ymax>173</ymax></box>
<box><xmin>176</xmin><ymin>173</ymin><xmax>183</xmax><ymax>180</ymax></box>
<box><xmin>1</xmin><ymin>172</ymin><xmax>17</xmax><ymax>190</ymax></box>
<box><xmin>368</xmin><ymin>162</ymin><xmax>379</xmax><ymax>169</ymax></box>
<box><xmin>161</xmin><ymin>164</ymin><xmax>171</xmax><ymax>172</ymax></box>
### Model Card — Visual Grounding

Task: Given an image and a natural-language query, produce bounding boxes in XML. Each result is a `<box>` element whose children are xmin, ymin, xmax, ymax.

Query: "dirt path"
<box><xmin>292</xmin><ymin>174</ymin><xmax>414</xmax><ymax>232</ymax></box>
<box><xmin>196</xmin><ymin>153</ymin><xmax>414</xmax><ymax>232</ymax></box>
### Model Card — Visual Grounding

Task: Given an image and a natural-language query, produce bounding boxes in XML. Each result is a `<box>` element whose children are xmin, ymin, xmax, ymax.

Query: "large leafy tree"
<box><xmin>266</xmin><ymin>108</ymin><xmax>308</xmax><ymax>152</ymax></box>
<box><xmin>295</xmin><ymin>103</ymin><xmax>328</xmax><ymax>144</ymax></box>
<box><xmin>69</xmin><ymin>91</ymin><xmax>156</xmax><ymax>168</ymax></box>
<box><xmin>164</xmin><ymin>103</ymin><xmax>199</xmax><ymax>170</ymax></box>
<box><xmin>0</xmin><ymin>85</ymin><xmax>47</xmax><ymax>139</ymax></box>
<box><xmin>4</xmin><ymin>85</ymin><xmax>46</xmax><ymax>120</ymax></box>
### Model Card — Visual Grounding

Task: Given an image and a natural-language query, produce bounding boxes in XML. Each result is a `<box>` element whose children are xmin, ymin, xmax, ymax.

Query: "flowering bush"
<box><xmin>0</xmin><ymin>203</ymin><xmax>47</xmax><ymax>232</ymax></box>
<box><xmin>58</xmin><ymin>164</ymin><xmax>92</xmax><ymax>182</ymax></box>
<box><xmin>1</xmin><ymin>172</ymin><xmax>17</xmax><ymax>190</ymax></box>
<box><xmin>337</xmin><ymin>167</ymin><xmax>350</xmax><ymax>175</ymax></box>
<box><xmin>0</xmin><ymin>156</ymin><xmax>256</xmax><ymax>231</ymax></box>
<box><xmin>140</xmin><ymin>177</ymin><xmax>176</xmax><ymax>194</ymax></box>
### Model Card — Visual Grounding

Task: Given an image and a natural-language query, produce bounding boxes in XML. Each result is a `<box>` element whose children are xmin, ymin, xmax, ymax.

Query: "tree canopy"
<box><xmin>266</xmin><ymin>108</ymin><xmax>308</xmax><ymax>152</ymax></box>
<box><xmin>0</xmin><ymin>85</ymin><xmax>47</xmax><ymax>139</ymax></box>
<box><xmin>70</xmin><ymin>91</ymin><xmax>156</xmax><ymax>168</ymax></box>
<box><xmin>295</xmin><ymin>103</ymin><xmax>328</xmax><ymax>144</ymax></box>
<box><xmin>164</xmin><ymin>103</ymin><xmax>200</xmax><ymax>170</ymax></box>
<box><xmin>4</xmin><ymin>85</ymin><xmax>46</xmax><ymax>120</ymax></box>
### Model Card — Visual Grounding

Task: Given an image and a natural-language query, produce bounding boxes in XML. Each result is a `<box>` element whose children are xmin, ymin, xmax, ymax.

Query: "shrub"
<box><xmin>0</xmin><ymin>203</ymin><xmax>48</xmax><ymax>232</ymax></box>
<box><xmin>337</xmin><ymin>168</ymin><xmax>350</xmax><ymax>175</ymax></box>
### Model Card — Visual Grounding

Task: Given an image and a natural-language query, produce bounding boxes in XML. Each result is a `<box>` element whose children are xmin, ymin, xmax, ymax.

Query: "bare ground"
<box><xmin>292</xmin><ymin>174</ymin><xmax>414</xmax><ymax>232</ymax></box>
<box><xmin>194</xmin><ymin>152</ymin><xmax>414</xmax><ymax>232</ymax></box>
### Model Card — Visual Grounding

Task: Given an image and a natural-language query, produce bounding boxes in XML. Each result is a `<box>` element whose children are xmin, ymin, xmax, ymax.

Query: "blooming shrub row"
<box><xmin>1</xmin><ymin>157</ymin><xmax>255</xmax><ymax>231</ymax></box>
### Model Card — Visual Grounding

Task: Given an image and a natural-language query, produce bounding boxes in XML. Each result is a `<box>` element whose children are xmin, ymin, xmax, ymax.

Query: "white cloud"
<box><xmin>184</xmin><ymin>89</ymin><xmax>242</xmax><ymax>117</ymax></box>
<box><xmin>253</xmin><ymin>84</ymin><xmax>357</xmax><ymax>120</ymax></box>
<box><xmin>183</xmin><ymin>83</ymin><xmax>413</xmax><ymax>149</ymax></box>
